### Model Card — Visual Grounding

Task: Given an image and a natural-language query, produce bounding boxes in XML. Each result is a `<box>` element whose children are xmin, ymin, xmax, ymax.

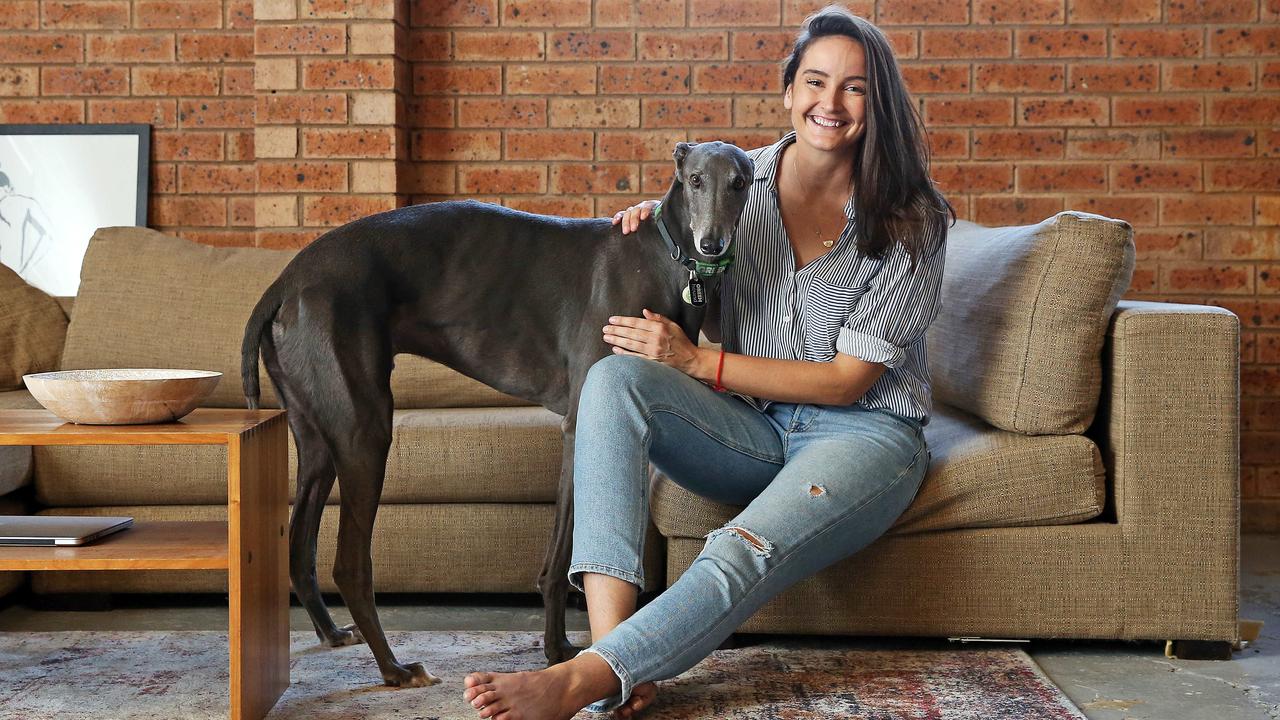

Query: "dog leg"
<box><xmin>263</xmin><ymin>322</ymin><xmax>356</xmax><ymax>647</ymax></box>
<box><xmin>289</xmin><ymin>423</ymin><xmax>356</xmax><ymax>646</ymax></box>
<box><xmin>539</xmin><ymin>418</ymin><xmax>582</xmax><ymax>665</ymax></box>
<box><xmin>269</xmin><ymin>289</ymin><xmax>428</xmax><ymax>686</ymax></box>
<box><xmin>332</xmin><ymin>448</ymin><xmax>438</xmax><ymax>688</ymax></box>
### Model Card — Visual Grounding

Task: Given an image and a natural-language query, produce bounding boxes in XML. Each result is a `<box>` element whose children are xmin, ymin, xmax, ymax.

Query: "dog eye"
<box><xmin>732</xmin><ymin>176</ymin><xmax>745</xmax><ymax>191</ymax></box>
<box><xmin>690</xmin><ymin>173</ymin><xmax>702</xmax><ymax>188</ymax></box>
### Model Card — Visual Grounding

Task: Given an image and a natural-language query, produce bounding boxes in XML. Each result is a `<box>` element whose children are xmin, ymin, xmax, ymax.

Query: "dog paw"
<box><xmin>545</xmin><ymin>638</ymin><xmax>583</xmax><ymax>666</ymax></box>
<box><xmin>383</xmin><ymin>662</ymin><xmax>441</xmax><ymax>688</ymax></box>
<box><xmin>321</xmin><ymin>623</ymin><xmax>365</xmax><ymax>647</ymax></box>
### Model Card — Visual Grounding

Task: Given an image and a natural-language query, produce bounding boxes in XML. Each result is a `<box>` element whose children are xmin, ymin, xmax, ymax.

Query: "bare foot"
<box><xmin>463</xmin><ymin>654</ymin><xmax>619</xmax><ymax>720</ymax></box>
<box><xmin>613</xmin><ymin>681</ymin><xmax>658</xmax><ymax>719</ymax></box>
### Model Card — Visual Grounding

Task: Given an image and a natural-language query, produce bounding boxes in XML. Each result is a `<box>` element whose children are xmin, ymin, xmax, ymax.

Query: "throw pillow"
<box><xmin>0</xmin><ymin>263</ymin><xmax>68</xmax><ymax>391</ymax></box>
<box><xmin>925</xmin><ymin>211</ymin><xmax>1135</xmax><ymax>435</ymax></box>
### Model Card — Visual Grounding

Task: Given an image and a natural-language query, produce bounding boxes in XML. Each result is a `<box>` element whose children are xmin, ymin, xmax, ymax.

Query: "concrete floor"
<box><xmin>2</xmin><ymin>535</ymin><xmax>1277</xmax><ymax>720</ymax></box>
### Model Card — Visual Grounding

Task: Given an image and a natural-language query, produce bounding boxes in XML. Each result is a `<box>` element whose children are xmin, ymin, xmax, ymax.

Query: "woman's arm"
<box><xmin>605</xmin><ymin>310</ymin><xmax>885</xmax><ymax>406</ymax></box>
<box><xmin>694</xmin><ymin>347</ymin><xmax>885</xmax><ymax>406</ymax></box>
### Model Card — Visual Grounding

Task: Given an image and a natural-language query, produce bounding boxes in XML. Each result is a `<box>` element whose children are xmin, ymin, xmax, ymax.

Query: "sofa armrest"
<box><xmin>1098</xmin><ymin>300</ymin><xmax>1239</xmax><ymax>526</ymax></box>
<box><xmin>1095</xmin><ymin>299</ymin><xmax>1239</xmax><ymax>639</ymax></box>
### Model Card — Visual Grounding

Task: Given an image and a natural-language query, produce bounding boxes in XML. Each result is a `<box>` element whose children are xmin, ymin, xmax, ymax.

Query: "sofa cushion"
<box><xmin>0</xmin><ymin>263</ymin><xmax>68</xmax><ymax>391</ymax></box>
<box><xmin>33</xmin><ymin>406</ymin><xmax>565</xmax><ymax>507</ymax></box>
<box><xmin>651</xmin><ymin>402</ymin><xmax>1106</xmax><ymax>539</ymax></box>
<box><xmin>60</xmin><ymin>227</ymin><xmax>296</xmax><ymax>408</ymax></box>
<box><xmin>60</xmin><ymin>226</ymin><xmax>528</xmax><ymax>409</ymax></box>
<box><xmin>32</xmin><ymin>503</ymin><xmax>667</xmax><ymax>595</ymax></box>
<box><xmin>925</xmin><ymin>212</ymin><xmax>1135</xmax><ymax>435</ymax></box>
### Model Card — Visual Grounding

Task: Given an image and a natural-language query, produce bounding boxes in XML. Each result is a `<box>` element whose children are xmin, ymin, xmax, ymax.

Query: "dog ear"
<box><xmin>673</xmin><ymin>142</ymin><xmax>693</xmax><ymax>182</ymax></box>
<box><xmin>674</xmin><ymin>142</ymin><xmax>693</xmax><ymax>164</ymax></box>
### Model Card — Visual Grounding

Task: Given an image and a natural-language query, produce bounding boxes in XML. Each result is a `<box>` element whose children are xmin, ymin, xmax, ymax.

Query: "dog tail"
<box><xmin>241</xmin><ymin>286</ymin><xmax>281</xmax><ymax>411</ymax></box>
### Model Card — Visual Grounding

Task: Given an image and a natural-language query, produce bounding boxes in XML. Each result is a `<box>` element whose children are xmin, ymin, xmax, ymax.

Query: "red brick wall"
<box><xmin>2</xmin><ymin>0</ymin><xmax>1277</xmax><ymax>529</ymax></box>
<box><xmin>0</xmin><ymin>1</ymin><xmax>256</xmax><ymax>246</ymax></box>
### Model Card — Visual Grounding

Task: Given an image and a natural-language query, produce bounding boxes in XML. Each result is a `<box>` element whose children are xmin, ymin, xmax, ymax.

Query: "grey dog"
<box><xmin>240</xmin><ymin>141</ymin><xmax>754</xmax><ymax>686</ymax></box>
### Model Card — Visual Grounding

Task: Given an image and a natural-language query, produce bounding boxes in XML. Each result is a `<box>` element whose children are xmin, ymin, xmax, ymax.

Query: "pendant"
<box><xmin>685</xmin><ymin>270</ymin><xmax>705</xmax><ymax>307</ymax></box>
<box><xmin>822</xmin><ymin>239</ymin><xmax>834</xmax><ymax>248</ymax></box>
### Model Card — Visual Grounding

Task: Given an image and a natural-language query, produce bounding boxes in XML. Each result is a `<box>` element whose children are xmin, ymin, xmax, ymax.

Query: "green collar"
<box><xmin>652</xmin><ymin>201</ymin><xmax>734</xmax><ymax>278</ymax></box>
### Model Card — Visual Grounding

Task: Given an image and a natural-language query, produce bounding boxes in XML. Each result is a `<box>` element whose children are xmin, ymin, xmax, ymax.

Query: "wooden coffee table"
<box><xmin>0</xmin><ymin>408</ymin><xmax>290</xmax><ymax>720</ymax></box>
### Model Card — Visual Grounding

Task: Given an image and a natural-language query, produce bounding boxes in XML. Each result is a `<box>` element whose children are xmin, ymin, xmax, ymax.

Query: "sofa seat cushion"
<box><xmin>33</xmin><ymin>503</ymin><xmax>664</xmax><ymax>595</ymax></box>
<box><xmin>925</xmin><ymin>212</ymin><xmax>1135</xmax><ymax>435</ymax></box>
<box><xmin>651</xmin><ymin>403</ymin><xmax>1105</xmax><ymax>539</ymax></box>
<box><xmin>60</xmin><ymin>226</ymin><xmax>529</xmax><ymax>410</ymax></box>
<box><xmin>0</xmin><ymin>390</ymin><xmax>43</xmax><ymax>410</ymax></box>
<box><xmin>0</xmin><ymin>391</ymin><xmax>42</xmax><ymax>497</ymax></box>
<box><xmin>33</xmin><ymin>406</ymin><xmax>565</xmax><ymax>507</ymax></box>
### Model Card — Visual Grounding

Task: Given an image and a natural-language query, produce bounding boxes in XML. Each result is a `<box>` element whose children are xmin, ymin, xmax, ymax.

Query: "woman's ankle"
<box><xmin>563</xmin><ymin>651</ymin><xmax>623</xmax><ymax>708</ymax></box>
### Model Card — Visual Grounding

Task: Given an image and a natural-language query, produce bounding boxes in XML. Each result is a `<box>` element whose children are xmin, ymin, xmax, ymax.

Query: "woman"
<box><xmin>464</xmin><ymin>6</ymin><xmax>953</xmax><ymax>719</ymax></box>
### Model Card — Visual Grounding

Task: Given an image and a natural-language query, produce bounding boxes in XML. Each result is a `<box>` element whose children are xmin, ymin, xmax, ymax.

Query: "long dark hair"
<box><xmin>783</xmin><ymin>5</ymin><xmax>953</xmax><ymax>269</ymax></box>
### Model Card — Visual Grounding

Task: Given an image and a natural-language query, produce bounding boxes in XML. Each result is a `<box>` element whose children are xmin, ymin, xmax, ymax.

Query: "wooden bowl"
<box><xmin>22</xmin><ymin>369</ymin><xmax>222</xmax><ymax>425</ymax></box>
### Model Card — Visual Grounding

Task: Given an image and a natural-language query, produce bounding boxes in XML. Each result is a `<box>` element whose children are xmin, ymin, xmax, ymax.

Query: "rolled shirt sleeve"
<box><xmin>836</xmin><ymin>236</ymin><xmax>945</xmax><ymax>369</ymax></box>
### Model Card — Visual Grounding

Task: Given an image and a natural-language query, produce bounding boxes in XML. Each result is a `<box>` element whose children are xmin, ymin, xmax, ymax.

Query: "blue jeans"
<box><xmin>566</xmin><ymin>355</ymin><xmax>930</xmax><ymax>712</ymax></box>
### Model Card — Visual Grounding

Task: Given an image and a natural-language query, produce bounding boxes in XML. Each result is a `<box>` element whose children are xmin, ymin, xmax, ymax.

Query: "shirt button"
<box><xmin>783</xmin><ymin>315</ymin><xmax>791</xmax><ymax>323</ymax></box>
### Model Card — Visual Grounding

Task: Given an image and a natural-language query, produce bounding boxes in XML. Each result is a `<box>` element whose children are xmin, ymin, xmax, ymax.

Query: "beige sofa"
<box><xmin>0</xmin><ymin>211</ymin><xmax>1239</xmax><ymax>653</ymax></box>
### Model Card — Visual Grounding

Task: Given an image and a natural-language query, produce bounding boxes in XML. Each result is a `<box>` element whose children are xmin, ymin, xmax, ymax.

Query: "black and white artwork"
<box><xmin>0</xmin><ymin>124</ymin><xmax>149</xmax><ymax>296</ymax></box>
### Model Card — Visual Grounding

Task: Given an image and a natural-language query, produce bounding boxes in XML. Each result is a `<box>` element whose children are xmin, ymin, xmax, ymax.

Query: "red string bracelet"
<box><xmin>711</xmin><ymin>348</ymin><xmax>726</xmax><ymax>392</ymax></box>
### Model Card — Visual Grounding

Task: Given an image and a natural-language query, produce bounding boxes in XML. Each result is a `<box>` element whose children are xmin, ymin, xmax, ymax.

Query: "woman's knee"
<box><xmin>581</xmin><ymin>354</ymin><xmax>672</xmax><ymax>407</ymax></box>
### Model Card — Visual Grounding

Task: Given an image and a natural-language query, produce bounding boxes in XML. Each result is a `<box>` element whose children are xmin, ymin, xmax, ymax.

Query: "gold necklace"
<box><xmin>790</xmin><ymin>151</ymin><xmax>845</xmax><ymax>249</ymax></box>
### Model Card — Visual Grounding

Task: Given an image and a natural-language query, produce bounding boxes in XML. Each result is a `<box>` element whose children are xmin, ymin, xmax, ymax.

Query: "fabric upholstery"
<box><xmin>651</xmin><ymin>403</ymin><xmax>1105</xmax><ymax>539</ymax></box>
<box><xmin>1100</xmin><ymin>301</ymin><xmax>1239</xmax><ymax>640</ymax></box>
<box><xmin>926</xmin><ymin>212</ymin><xmax>1135</xmax><ymax>435</ymax></box>
<box><xmin>33</xmin><ymin>504</ymin><xmax>666</xmax><ymax>595</ymax></box>
<box><xmin>31</xmin><ymin>405</ymin><xmax>565</xmax><ymax>507</ymax></box>
<box><xmin>0</xmin><ymin>495</ymin><xmax>25</xmax><ymax>599</ymax></box>
<box><xmin>667</xmin><ymin>525</ymin><xmax>1124</xmax><ymax>639</ymax></box>
<box><xmin>0</xmin><ymin>263</ymin><xmax>68</xmax><ymax>391</ymax></box>
<box><xmin>59</xmin><ymin>226</ymin><xmax>526</xmax><ymax>410</ymax></box>
<box><xmin>0</xmin><ymin>390</ymin><xmax>40</xmax><ymax>497</ymax></box>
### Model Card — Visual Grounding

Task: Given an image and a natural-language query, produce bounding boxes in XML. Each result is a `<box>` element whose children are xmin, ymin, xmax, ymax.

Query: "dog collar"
<box><xmin>652</xmin><ymin>202</ymin><xmax>734</xmax><ymax>278</ymax></box>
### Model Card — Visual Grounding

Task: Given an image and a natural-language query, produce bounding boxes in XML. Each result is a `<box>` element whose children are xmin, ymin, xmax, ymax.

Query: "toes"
<box><xmin>478</xmin><ymin>698</ymin><xmax>509</xmax><ymax>719</ymax></box>
<box><xmin>463</xmin><ymin>683</ymin><xmax>492</xmax><ymax>702</ymax></box>
<box><xmin>465</xmin><ymin>672</ymin><xmax>494</xmax><ymax>688</ymax></box>
<box><xmin>470</xmin><ymin>689</ymin><xmax>500</xmax><ymax>709</ymax></box>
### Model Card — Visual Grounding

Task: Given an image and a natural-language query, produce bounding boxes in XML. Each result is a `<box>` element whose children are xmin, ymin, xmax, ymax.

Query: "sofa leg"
<box><xmin>1166</xmin><ymin>640</ymin><xmax>1233</xmax><ymax>660</ymax></box>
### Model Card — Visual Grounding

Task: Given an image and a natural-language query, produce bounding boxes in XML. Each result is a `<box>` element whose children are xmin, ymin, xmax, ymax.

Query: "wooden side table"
<box><xmin>0</xmin><ymin>408</ymin><xmax>290</xmax><ymax>720</ymax></box>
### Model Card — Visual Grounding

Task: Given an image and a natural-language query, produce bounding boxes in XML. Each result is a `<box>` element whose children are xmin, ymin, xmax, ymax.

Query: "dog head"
<box><xmin>672</xmin><ymin>141</ymin><xmax>755</xmax><ymax>259</ymax></box>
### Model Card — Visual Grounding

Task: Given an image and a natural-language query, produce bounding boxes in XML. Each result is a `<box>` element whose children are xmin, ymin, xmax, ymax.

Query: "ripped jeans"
<box><xmin>566</xmin><ymin>354</ymin><xmax>930</xmax><ymax>712</ymax></box>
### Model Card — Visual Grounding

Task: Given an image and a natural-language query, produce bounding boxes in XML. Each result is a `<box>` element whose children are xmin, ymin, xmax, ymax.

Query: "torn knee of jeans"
<box><xmin>808</xmin><ymin>483</ymin><xmax>826</xmax><ymax>497</ymax></box>
<box><xmin>706</xmin><ymin>525</ymin><xmax>773</xmax><ymax>558</ymax></box>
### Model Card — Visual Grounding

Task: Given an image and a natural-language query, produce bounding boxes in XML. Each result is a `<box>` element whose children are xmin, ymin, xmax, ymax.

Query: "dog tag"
<box><xmin>686</xmin><ymin>271</ymin><xmax>706</xmax><ymax>307</ymax></box>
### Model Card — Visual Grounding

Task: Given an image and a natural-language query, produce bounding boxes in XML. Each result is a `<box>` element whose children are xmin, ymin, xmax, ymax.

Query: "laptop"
<box><xmin>0</xmin><ymin>516</ymin><xmax>134</xmax><ymax>546</ymax></box>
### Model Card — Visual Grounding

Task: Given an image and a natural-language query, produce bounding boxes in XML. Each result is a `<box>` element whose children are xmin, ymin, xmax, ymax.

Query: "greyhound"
<box><xmin>240</xmin><ymin>141</ymin><xmax>754</xmax><ymax>687</ymax></box>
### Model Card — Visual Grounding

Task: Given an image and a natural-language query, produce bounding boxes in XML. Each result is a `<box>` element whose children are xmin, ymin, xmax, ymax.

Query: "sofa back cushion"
<box><xmin>61</xmin><ymin>227</ymin><xmax>528</xmax><ymax>409</ymax></box>
<box><xmin>0</xmin><ymin>264</ymin><xmax>69</xmax><ymax>391</ymax></box>
<box><xmin>925</xmin><ymin>212</ymin><xmax>1135</xmax><ymax>435</ymax></box>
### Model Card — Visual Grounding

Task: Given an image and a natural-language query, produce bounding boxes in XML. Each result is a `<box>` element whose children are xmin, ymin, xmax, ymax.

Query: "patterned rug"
<box><xmin>0</xmin><ymin>631</ymin><xmax>1086</xmax><ymax>719</ymax></box>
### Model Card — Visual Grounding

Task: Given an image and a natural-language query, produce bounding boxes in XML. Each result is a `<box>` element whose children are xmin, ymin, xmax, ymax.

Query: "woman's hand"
<box><xmin>604</xmin><ymin>309</ymin><xmax>710</xmax><ymax>377</ymax></box>
<box><xmin>610</xmin><ymin>200</ymin><xmax>660</xmax><ymax>235</ymax></box>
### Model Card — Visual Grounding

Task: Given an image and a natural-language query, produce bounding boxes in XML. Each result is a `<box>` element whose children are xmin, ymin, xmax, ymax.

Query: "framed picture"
<box><xmin>0</xmin><ymin>124</ymin><xmax>149</xmax><ymax>296</ymax></box>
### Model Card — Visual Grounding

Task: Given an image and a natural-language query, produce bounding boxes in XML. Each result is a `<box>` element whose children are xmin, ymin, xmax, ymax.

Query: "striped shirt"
<box><xmin>719</xmin><ymin>132</ymin><xmax>946</xmax><ymax>425</ymax></box>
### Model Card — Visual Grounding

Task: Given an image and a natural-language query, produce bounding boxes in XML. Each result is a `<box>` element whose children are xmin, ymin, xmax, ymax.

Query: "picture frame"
<box><xmin>0</xmin><ymin>123</ymin><xmax>150</xmax><ymax>296</ymax></box>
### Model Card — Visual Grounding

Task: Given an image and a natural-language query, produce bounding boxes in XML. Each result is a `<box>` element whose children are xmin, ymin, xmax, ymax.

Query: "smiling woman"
<box><xmin>463</xmin><ymin>6</ymin><xmax>956</xmax><ymax>720</ymax></box>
